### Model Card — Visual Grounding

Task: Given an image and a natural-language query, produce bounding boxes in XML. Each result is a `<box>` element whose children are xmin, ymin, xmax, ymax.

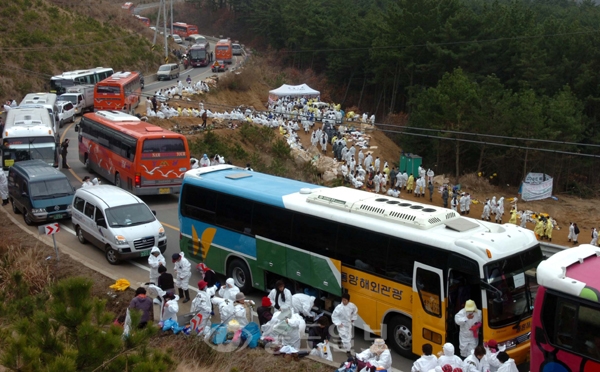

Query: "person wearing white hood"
<box><xmin>218</xmin><ymin>277</ymin><xmax>240</xmax><ymax>301</ymax></box>
<box><xmin>437</xmin><ymin>343</ymin><xmax>463</xmax><ymax>369</ymax></box>
<box><xmin>495</xmin><ymin>352</ymin><xmax>518</xmax><ymax>372</ymax></box>
<box><xmin>199</xmin><ymin>154</ymin><xmax>210</xmax><ymax>167</ymax></box>
<box><xmin>268</xmin><ymin>280</ymin><xmax>292</xmax><ymax>311</ymax></box>
<box><xmin>291</xmin><ymin>293</ymin><xmax>316</xmax><ymax>318</ymax></box>
<box><xmin>455</xmin><ymin>299</ymin><xmax>482</xmax><ymax>357</ymax></box>
<box><xmin>172</xmin><ymin>252</ymin><xmax>192</xmax><ymax>303</ymax></box>
<box><xmin>148</xmin><ymin>246</ymin><xmax>165</xmax><ymax>296</ymax></box>
<box><xmin>412</xmin><ymin>343</ymin><xmax>438</xmax><ymax>372</ymax></box>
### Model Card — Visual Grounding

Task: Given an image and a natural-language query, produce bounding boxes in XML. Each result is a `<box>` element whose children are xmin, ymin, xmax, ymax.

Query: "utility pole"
<box><xmin>162</xmin><ymin>0</ymin><xmax>168</xmax><ymax>60</ymax></box>
<box><xmin>170</xmin><ymin>0</ymin><xmax>173</xmax><ymax>37</ymax></box>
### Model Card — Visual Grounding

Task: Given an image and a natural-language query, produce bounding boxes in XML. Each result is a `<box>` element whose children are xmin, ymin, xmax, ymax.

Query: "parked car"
<box><xmin>56</xmin><ymin>100</ymin><xmax>75</xmax><ymax>126</ymax></box>
<box><xmin>156</xmin><ymin>63</ymin><xmax>180</xmax><ymax>80</ymax></box>
<box><xmin>171</xmin><ymin>34</ymin><xmax>183</xmax><ymax>44</ymax></box>
<box><xmin>71</xmin><ymin>185</ymin><xmax>167</xmax><ymax>265</ymax></box>
<box><xmin>211</xmin><ymin>60</ymin><xmax>228</xmax><ymax>73</ymax></box>
<box><xmin>8</xmin><ymin>160</ymin><xmax>74</xmax><ymax>225</ymax></box>
<box><xmin>232</xmin><ymin>43</ymin><xmax>243</xmax><ymax>55</ymax></box>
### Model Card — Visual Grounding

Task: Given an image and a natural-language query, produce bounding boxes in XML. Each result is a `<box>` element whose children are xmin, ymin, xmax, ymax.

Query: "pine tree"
<box><xmin>0</xmin><ymin>277</ymin><xmax>174</xmax><ymax>372</ymax></box>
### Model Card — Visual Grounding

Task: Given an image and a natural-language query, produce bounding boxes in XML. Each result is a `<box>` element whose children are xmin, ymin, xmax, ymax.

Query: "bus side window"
<box><xmin>555</xmin><ymin>299</ymin><xmax>576</xmax><ymax>348</ymax></box>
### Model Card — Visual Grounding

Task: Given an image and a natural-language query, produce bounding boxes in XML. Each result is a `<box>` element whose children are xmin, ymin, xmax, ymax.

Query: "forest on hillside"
<box><xmin>187</xmin><ymin>0</ymin><xmax>600</xmax><ymax>194</ymax></box>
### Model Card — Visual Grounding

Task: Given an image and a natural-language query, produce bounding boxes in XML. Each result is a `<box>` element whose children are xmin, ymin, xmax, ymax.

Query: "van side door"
<box><xmin>83</xmin><ymin>201</ymin><xmax>103</xmax><ymax>248</ymax></box>
<box><xmin>94</xmin><ymin>207</ymin><xmax>109</xmax><ymax>247</ymax></box>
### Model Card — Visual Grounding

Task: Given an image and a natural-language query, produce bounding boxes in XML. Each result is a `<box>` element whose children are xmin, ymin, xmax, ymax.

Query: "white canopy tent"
<box><xmin>268</xmin><ymin>84</ymin><xmax>320</xmax><ymax>103</ymax></box>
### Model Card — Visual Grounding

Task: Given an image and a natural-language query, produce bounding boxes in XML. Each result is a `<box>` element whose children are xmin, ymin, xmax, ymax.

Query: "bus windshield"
<box><xmin>50</xmin><ymin>79</ymin><xmax>74</xmax><ymax>91</ymax></box>
<box><xmin>484</xmin><ymin>246</ymin><xmax>543</xmax><ymax>328</ymax></box>
<box><xmin>189</xmin><ymin>49</ymin><xmax>206</xmax><ymax>60</ymax></box>
<box><xmin>96</xmin><ymin>85</ymin><xmax>121</xmax><ymax>95</ymax></box>
<box><xmin>2</xmin><ymin>137</ymin><xmax>56</xmax><ymax>168</ymax></box>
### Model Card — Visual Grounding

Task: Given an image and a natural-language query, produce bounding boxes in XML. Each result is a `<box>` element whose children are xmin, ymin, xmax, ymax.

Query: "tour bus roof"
<box><xmin>537</xmin><ymin>244</ymin><xmax>600</xmax><ymax>302</ymax></box>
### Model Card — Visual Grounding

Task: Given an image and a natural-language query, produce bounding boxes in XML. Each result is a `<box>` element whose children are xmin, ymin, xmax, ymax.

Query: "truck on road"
<box><xmin>59</xmin><ymin>85</ymin><xmax>94</xmax><ymax>115</ymax></box>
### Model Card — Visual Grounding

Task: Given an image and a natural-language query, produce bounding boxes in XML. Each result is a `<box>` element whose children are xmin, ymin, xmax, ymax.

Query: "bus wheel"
<box><xmin>228</xmin><ymin>258</ymin><xmax>251</xmax><ymax>293</ymax></box>
<box><xmin>388</xmin><ymin>315</ymin><xmax>413</xmax><ymax>358</ymax></box>
<box><xmin>115</xmin><ymin>173</ymin><xmax>121</xmax><ymax>188</ymax></box>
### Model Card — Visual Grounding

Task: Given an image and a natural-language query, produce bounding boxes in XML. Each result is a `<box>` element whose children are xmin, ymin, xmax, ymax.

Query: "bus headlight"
<box><xmin>115</xmin><ymin>235</ymin><xmax>127</xmax><ymax>245</ymax></box>
<box><xmin>32</xmin><ymin>208</ymin><xmax>46</xmax><ymax>214</ymax></box>
<box><xmin>158</xmin><ymin>226</ymin><xmax>165</xmax><ymax>238</ymax></box>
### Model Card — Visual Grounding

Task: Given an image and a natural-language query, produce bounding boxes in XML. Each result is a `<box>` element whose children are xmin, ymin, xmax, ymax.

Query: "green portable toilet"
<box><xmin>399</xmin><ymin>153</ymin><xmax>422</xmax><ymax>177</ymax></box>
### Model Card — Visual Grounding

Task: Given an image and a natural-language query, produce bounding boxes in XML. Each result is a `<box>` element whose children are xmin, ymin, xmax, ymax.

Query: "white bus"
<box><xmin>178</xmin><ymin>165</ymin><xmax>543</xmax><ymax>362</ymax></box>
<box><xmin>1</xmin><ymin>108</ymin><xmax>59</xmax><ymax>173</ymax></box>
<box><xmin>50</xmin><ymin>67</ymin><xmax>114</xmax><ymax>95</ymax></box>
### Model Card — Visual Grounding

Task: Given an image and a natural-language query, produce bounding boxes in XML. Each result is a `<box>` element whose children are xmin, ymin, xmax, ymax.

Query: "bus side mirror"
<box><xmin>74</xmin><ymin>124</ymin><xmax>79</xmax><ymax>132</ymax></box>
<box><xmin>152</xmin><ymin>210</ymin><xmax>156</xmax><ymax>216</ymax></box>
<box><xmin>97</xmin><ymin>218</ymin><xmax>107</xmax><ymax>228</ymax></box>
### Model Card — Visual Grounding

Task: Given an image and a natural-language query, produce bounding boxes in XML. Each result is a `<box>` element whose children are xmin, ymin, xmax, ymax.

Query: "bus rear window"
<box><xmin>216</xmin><ymin>46</ymin><xmax>230</xmax><ymax>51</ymax></box>
<box><xmin>96</xmin><ymin>85</ymin><xmax>121</xmax><ymax>94</ymax></box>
<box><xmin>142</xmin><ymin>138</ymin><xmax>185</xmax><ymax>153</ymax></box>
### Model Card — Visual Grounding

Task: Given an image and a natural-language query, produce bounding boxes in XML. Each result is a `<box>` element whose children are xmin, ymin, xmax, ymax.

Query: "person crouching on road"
<box><xmin>172</xmin><ymin>252</ymin><xmax>191</xmax><ymax>303</ymax></box>
<box><xmin>190</xmin><ymin>280</ymin><xmax>212</xmax><ymax>337</ymax></box>
<box><xmin>356</xmin><ymin>338</ymin><xmax>392</xmax><ymax>372</ymax></box>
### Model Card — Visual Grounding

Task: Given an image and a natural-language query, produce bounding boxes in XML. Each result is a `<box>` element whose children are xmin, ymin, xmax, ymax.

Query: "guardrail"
<box><xmin>540</xmin><ymin>241</ymin><xmax>567</xmax><ymax>258</ymax></box>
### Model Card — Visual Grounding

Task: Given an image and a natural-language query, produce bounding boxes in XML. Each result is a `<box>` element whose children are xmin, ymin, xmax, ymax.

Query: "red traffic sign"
<box><xmin>42</xmin><ymin>223</ymin><xmax>60</xmax><ymax>235</ymax></box>
<box><xmin>190</xmin><ymin>313</ymin><xmax>203</xmax><ymax>332</ymax></box>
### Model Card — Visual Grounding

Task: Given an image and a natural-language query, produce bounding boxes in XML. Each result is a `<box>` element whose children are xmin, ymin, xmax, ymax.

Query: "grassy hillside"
<box><xmin>0</xmin><ymin>0</ymin><xmax>166</xmax><ymax>98</ymax></box>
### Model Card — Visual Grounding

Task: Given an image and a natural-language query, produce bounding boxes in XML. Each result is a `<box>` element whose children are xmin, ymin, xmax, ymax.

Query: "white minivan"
<box><xmin>71</xmin><ymin>185</ymin><xmax>167</xmax><ymax>264</ymax></box>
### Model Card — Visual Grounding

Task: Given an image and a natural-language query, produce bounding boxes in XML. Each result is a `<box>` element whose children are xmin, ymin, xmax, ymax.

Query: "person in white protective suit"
<box><xmin>454</xmin><ymin>299</ymin><xmax>482</xmax><ymax>358</ymax></box>
<box><xmin>483</xmin><ymin>339</ymin><xmax>504</xmax><ymax>372</ymax></box>
<box><xmin>495</xmin><ymin>352</ymin><xmax>519</xmax><ymax>372</ymax></box>
<box><xmin>148</xmin><ymin>247</ymin><xmax>165</xmax><ymax>303</ymax></box>
<box><xmin>199</xmin><ymin>154</ymin><xmax>210</xmax><ymax>167</ymax></box>
<box><xmin>268</xmin><ymin>280</ymin><xmax>292</xmax><ymax>311</ymax></box>
<box><xmin>190</xmin><ymin>157</ymin><xmax>199</xmax><ymax>169</ymax></box>
<box><xmin>481</xmin><ymin>199</ymin><xmax>491</xmax><ymax>221</ymax></box>
<box><xmin>218</xmin><ymin>277</ymin><xmax>240</xmax><ymax>301</ymax></box>
<box><xmin>464</xmin><ymin>345</ymin><xmax>489</xmax><ymax>372</ymax></box>
<box><xmin>437</xmin><ymin>343</ymin><xmax>463</xmax><ymax>369</ymax></box>
<box><xmin>427</xmin><ymin>168</ymin><xmax>435</xmax><ymax>184</ymax></box>
<box><xmin>232</xmin><ymin>292</ymin><xmax>254</xmax><ymax>327</ymax></box>
<box><xmin>591</xmin><ymin>227</ymin><xmax>598</xmax><ymax>246</ymax></box>
<box><xmin>331</xmin><ymin>293</ymin><xmax>357</xmax><ymax>351</ymax></box>
<box><xmin>356</xmin><ymin>338</ymin><xmax>393</xmax><ymax>371</ymax></box>
<box><xmin>172</xmin><ymin>252</ymin><xmax>192</xmax><ymax>303</ymax></box>
<box><xmin>291</xmin><ymin>293</ymin><xmax>316</xmax><ymax>318</ymax></box>
<box><xmin>412</xmin><ymin>343</ymin><xmax>438</xmax><ymax>372</ymax></box>
<box><xmin>162</xmin><ymin>292</ymin><xmax>180</xmax><ymax>322</ymax></box>
<box><xmin>0</xmin><ymin>171</ymin><xmax>8</xmax><ymax>206</ymax></box>
<box><xmin>190</xmin><ymin>280</ymin><xmax>213</xmax><ymax>337</ymax></box>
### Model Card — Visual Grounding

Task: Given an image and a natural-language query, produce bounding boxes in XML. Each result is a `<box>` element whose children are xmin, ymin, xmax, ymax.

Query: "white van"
<box><xmin>71</xmin><ymin>185</ymin><xmax>167</xmax><ymax>264</ymax></box>
<box><xmin>19</xmin><ymin>93</ymin><xmax>60</xmax><ymax>129</ymax></box>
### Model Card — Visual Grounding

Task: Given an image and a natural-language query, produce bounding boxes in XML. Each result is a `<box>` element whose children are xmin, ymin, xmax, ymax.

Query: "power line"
<box><xmin>374</xmin><ymin>123</ymin><xmax>600</xmax><ymax>149</ymax></box>
<box><xmin>375</xmin><ymin>128</ymin><xmax>600</xmax><ymax>158</ymax></box>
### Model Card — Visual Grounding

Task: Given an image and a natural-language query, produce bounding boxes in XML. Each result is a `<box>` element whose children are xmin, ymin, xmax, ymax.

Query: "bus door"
<box><xmin>412</xmin><ymin>262</ymin><xmax>445</xmax><ymax>353</ymax></box>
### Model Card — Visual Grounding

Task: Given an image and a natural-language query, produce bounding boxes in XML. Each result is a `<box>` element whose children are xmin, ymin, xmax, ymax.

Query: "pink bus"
<box><xmin>531</xmin><ymin>244</ymin><xmax>600</xmax><ymax>372</ymax></box>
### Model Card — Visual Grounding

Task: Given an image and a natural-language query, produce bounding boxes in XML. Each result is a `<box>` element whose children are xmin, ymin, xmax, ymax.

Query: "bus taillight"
<box><xmin>135</xmin><ymin>173</ymin><xmax>141</xmax><ymax>187</ymax></box>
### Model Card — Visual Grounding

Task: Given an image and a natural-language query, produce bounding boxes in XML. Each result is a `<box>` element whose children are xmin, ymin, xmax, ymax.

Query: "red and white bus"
<box><xmin>187</xmin><ymin>43</ymin><xmax>211</xmax><ymax>67</ymax></box>
<box><xmin>172</xmin><ymin>22</ymin><xmax>198</xmax><ymax>38</ymax></box>
<box><xmin>94</xmin><ymin>71</ymin><xmax>142</xmax><ymax>114</ymax></box>
<box><xmin>77</xmin><ymin>111</ymin><xmax>190</xmax><ymax>195</ymax></box>
<box><xmin>531</xmin><ymin>244</ymin><xmax>600</xmax><ymax>372</ymax></box>
<box><xmin>135</xmin><ymin>15</ymin><xmax>150</xmax><ymax>27</ymax></box>
<box><xmin>215</xmin><ymin>39</ymin><xmax>232</xmax><ymax>64</ymax></box>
